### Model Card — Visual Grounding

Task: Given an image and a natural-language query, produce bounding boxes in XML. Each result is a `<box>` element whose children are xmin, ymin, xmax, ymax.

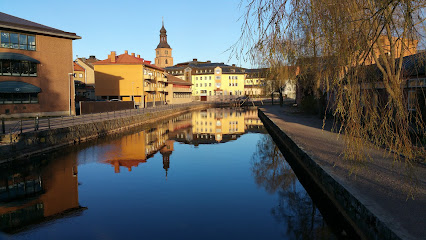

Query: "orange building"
<box><xmin>0</xmin><ymin>12</ymin><xmax>80</xmax><ymax>117</ymax></box>
<box><xmin>94</xmin><ymin>51</ymin><xmax>167</xmax><ymax>108</ymax></box>
<box><xmin>0</xmin><ymin>153</ymin><xmax>83</xmax><ymax>233</ymax></box>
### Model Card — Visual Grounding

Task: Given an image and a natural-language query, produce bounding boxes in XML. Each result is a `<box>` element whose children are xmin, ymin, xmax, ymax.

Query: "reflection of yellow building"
<box><xmin>94</xmin><ymin>50</ymin><xmax>167</xmax><ymax>108</ymax></box>
<box><xmin>102</xmin><ymin>132</ymin><xmax>147</xmax><ymax>173</ymax></box>
<box><xmin>192</xmin><ymin>108</ymin><xmax>245</xmax><ymax>142</ymax></box>
<box><xmin>0</xmin><ymin>154</ymin><xmax>82</xmax><ymax>233</ymax></box>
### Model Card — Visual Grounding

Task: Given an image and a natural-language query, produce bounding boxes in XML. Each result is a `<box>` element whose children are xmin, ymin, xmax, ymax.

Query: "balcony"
<box><xmin>144</xmin><ymin>85</ymin><xmax>156</xmax><ymax>92</ymax></box>
<box><xmin>144</xmin><ymin>74</ymin><xmax>154</xmax><ymax>80</ymax></box>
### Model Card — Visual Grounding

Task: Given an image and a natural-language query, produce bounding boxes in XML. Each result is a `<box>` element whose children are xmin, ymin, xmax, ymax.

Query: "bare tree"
<box><xmin>236</xmin><ymin>0</ymin><xmax>426</xmax><ymax>174</ymax></box>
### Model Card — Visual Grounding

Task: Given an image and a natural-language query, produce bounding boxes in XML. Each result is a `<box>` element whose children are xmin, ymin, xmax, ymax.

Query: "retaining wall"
<box><xmin>258</xmin><ymin>109</ymin><xmax>401</xmax><ymax>240</ymax></box>
<box><xmin>0</xmin><ymin>104</ymin><xmax>213</xmax><ymax>162</ymax></box>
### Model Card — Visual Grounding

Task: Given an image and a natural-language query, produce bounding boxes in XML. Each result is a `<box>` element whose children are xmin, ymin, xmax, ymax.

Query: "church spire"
<box><xmin>157</xmin><ymin>18</ymin><xmax>170</xmax><ymax>49</ymax></box>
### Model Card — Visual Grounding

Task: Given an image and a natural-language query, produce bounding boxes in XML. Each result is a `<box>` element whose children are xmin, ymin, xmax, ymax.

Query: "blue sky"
<box><xmin>2</xmin><ymin>0</ymin><xmax>251</xmax><ymax>67</ymax></box>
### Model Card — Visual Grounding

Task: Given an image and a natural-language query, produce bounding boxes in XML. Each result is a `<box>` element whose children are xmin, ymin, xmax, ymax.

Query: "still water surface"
<box><xmin>0</xmin><ymin>108</ymin><xmax>337</xmax><ymax>239</ymax></box>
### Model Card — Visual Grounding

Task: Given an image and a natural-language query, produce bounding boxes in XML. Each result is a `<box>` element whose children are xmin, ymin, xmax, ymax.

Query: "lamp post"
<box><xmin>136</xmin><ymin>86</ymin><xmax>140</xmax><ymax>108</ymax></box>
<box><xmin>132</xmin><ymin>81</ymin><xmax>135</xmax><ymax>109</ymax></box>
<box><xmin>68</xmin><ymin>73</ymin><xmax>75</xmax><ymax>116</ymax></box>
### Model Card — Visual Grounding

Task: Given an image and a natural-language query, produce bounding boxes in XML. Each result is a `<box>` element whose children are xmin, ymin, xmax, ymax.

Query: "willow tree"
<box><xmin>235</xmin><ymin>0</ymin><xmax>426</xmax><ymax>173</ymax></box>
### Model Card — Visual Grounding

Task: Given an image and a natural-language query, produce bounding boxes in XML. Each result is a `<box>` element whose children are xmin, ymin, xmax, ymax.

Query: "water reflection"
<box><xmin>251</xmin><ymin>135</ymin><xmax>335</xmax><ymax>239</ymax></box>
<box><xmin>0</xmin><ymin>152</ymin><xmax>84</xmax><ymax>234</ymax></box>
<box><xmin>1</xmin><ymin>107</ymin><xmax>341</xmax><ymax>239</ymax></box>
<box><xmin>100</xmin><ymin>108</ymin><xmax>265</xmax><ymax>174</ymax></box>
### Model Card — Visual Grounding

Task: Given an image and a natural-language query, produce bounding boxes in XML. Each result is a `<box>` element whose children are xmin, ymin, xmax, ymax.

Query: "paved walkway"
<box><xmin>260</xmin><ymin>105</ymin><xmax>426</xmax><ymax>240</ymax></box>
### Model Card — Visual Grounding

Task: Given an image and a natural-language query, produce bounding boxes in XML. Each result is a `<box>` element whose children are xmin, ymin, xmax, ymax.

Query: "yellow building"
<box><xmin>94</xmin><ymin>50</ymin><xmax>167</xmax><ymax>108</ymax></box>
<box><xmin>191</xmin><ymin>108</ymin><xmax>245</xmax><ymax>142</ymax></box>
<box><xmin>154</xmin><ymin>20</ymin><xmax>173</xmax><ymax>68</ymax></box>
<box><xmin>165</xmin><ymin>59</ymin><xmax>245</xmax><ymax>101</ymax></box>
<box><xmin>75</xmin><ymin>56</ymin><xmax>98</xmax><ymax>86</ymax></box>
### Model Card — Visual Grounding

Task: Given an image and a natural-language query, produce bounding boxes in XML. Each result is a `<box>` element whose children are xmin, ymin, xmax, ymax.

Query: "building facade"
<box><xmin>165</xmin><ymin>59</ymin><xmax>245</xmax><ymax>101</ymax></box>
<box><xmin>75</xmin><ymin>56</ymin><xmax>98</xmax><ymax>86</ymax></box>
<box><xmin>0</xmin><ymin>12</ymin><xmax>80</xmax><ymax>117</ymax></box>
<box><xmin>165</xmin><ymin>74</ymin><xmax>192</xmax><ymax>104</ymax></box>
<box><xmin>154</xmin><ymin>21</ymin><xmax>173</xmax><ymax>68</ymax></box>
<box><xmin>94</xmin><ymin>50</ymin><xmax>167</xmax><ymax>108</ymax></box>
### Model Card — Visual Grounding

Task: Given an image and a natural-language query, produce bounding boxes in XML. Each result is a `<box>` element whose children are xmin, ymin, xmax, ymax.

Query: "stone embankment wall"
<box><xmin>0</xmin><ymin>104</ymin><xmax>213</xmax><ymax>163</ymax></box>
<box><xmin>258</xmin><ymin>109</ymin><xmax>401</xmax><ymax>240</ymax></box>
<box><xmin>79</xmin><ymin>101</ymin><xmax>134</xmax><ymax>114</ymax></box>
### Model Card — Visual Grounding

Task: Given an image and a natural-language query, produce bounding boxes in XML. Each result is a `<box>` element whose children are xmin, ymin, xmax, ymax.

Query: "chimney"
<box><xmin>193</xmin><ymin>58</ymin><xmax>198</xmax><ymax>62</ymax></box>
<box><xmin>137</xmin><ymin>54</ymin><xmax>140</xmax><ymax>58</ymax></box>
<box><xmin>124</xmin><ymin>50</ymin><xmax>128</xmax><ymax>54</ymax></box>
<box><xmin>131</xmin><ymin>53</ymin><xmax>135</xmax><ymax>57</ymax></box>
<box><xmin>207</xmin><ymin>60</ymin><xmax>211</xmax><ymax>63</ymax></box>
<box><xmin>110</xmin><ymin>51</ymin><xmax>116</xmax><ymax>63</ymax></box>
<box><xmin>232</xmin><ymin>64</ymin><xmax>236</xmax><ymax>67</ymax></box>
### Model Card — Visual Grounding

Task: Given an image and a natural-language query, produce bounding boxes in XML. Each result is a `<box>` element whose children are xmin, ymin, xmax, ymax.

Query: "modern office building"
<box><xmin>0</xmin><ymin>12</ymin><xmax>80</xmax><ymax>117</ymax></box>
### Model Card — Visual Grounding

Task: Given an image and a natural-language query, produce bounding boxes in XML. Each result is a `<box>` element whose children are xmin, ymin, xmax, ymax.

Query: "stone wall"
<box><xmin>80</xmin><ymin>101</ymin><xmax>134</xmax><ymax>114</ymax></box>
<box><xmin>0</xmin><ymin>104</ymin><xmax>213</xmax><ymax>162</ymax></box>
<box><xmin>258</xmin><ymin>109</ymin><xmax>401</xmax><ymax>240</ymax></box>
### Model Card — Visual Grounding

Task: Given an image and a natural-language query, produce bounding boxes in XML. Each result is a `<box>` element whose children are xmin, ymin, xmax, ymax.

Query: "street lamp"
<box><xmin>68</xmin><ymin>73</ymin><xmax>75</xmax><ymax>116</ymax></box>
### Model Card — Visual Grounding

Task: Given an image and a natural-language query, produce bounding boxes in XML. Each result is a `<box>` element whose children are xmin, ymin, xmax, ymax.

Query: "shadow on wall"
<box><xmin>94</xmin><ymin>72</ymin><xmax>123</xmax><ymax>98</ymax></box>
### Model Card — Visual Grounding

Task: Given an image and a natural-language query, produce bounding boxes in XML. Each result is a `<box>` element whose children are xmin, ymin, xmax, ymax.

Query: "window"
<box><xmin>0</xmin><ymin>60</ymin><xmax>37</xmax><ymax>76</ymax></box>
<box><xmin>157</xmin><ymin>50</ymin><xmax>159</xmax><ymax>55</ymax></box>
<box><xmin>165</xmin><ymin>59</ymin><xmax>168</xmax><ymax>64</ymax></box>
<box><xmin>1</xmin><ymin>31</ymin><xmax>36</xmax><ymax>50</ymax></box>
<box><xmin>408</xmin><ymin>90</ymin><xmax>416</xmax><ymax>111</ymax></box>
<box><xmin>0</xmin><ymin>93</ymin><xmax>39</xmax><ymax>104</ymax></box>
<box><xmin>209</xmin><ymin>76</ymin><xmax>211</xmax><ymax>80</ymax></box>
<box><xmin>79</xmin><ymin>73</ymin><xmax>83</xmax><ymax>78</ymax></box>
<box><xmin>209</xmin><ymin>83</ymin><xmax>211</xmax><ymax>87</ymax></box>
<box><xmin>216</xmin><ymin>69</ymin><xmax>220</xmax><ymax>74</ymax></box>
<box><xmin>165</xmin><ymin>50</ymin><xmax>168</xmax><ymax>55</ymax></box>
<box><xmin>215</xmin><ymin>76</ymin><xmax>220</xmax><ymax>80</ymax></box>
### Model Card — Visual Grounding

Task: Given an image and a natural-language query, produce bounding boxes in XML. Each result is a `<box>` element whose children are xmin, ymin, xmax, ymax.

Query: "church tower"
<box><xmin>155</xmin><ymin>18</ymin><xmax>173</xmax><ymax>68</ymax></box>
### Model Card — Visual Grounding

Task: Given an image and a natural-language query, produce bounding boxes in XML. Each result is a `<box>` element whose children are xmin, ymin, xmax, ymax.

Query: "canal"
<box><xmin>0</xmin><ymin>108</ymin><xmax>341</xmax><ymax>239</ymax></box>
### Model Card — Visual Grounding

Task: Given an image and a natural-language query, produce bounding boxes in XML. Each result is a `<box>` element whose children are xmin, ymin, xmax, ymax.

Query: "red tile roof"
<box><xmin>73</xmin><ymin>62</ymin><xmax>85</xmax><ymax>72</ymax></box>
<box><xmin>93</xmin><ymin>52</ymin><xmax>165</xmax><ymax>71</ymax></box>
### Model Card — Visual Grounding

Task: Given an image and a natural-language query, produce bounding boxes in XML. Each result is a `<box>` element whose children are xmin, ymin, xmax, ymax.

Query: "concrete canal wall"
<box><xmin>0</xmin><ymin>103</ymin><xmax>214</xmax><ymax>163</ymax></box>
<box><xmin>258</xmin><ymin>109</ymin><xmax>401</xmax><ymax>240</ymax></box>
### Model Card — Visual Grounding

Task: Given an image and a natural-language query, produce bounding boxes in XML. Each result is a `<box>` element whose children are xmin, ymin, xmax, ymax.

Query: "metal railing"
<box><xmin>1</xmin><ymin>102</ymin><xmax>212</xmax><ymax>137</ymax></box>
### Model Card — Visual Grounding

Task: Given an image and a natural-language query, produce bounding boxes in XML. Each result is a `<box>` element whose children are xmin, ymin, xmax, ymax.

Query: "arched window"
<box><xmin>165</xmin><ymin>59</ymin><xmax>168</xmax><ymax>64</ymax></box>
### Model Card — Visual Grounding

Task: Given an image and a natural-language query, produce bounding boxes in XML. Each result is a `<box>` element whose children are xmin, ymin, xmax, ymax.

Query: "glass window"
<box><xmin>21</xmin><ymin>61</ymin><xmax>29</xmax><ymax>76</ymax></box>
<box><xmin>19</xmin><ymin>35</ymin><xmax>27</xmax><ymax>50</ymax></box>
<box><xmin>0</xmin><ymin>93</ymin><xmax>38</xmax><ymax>104</ymax></box>
<box><xmin>29</xmin><ymin>62</ymin><xmax>37</xmax><ymax>76</ymax></box>
<box><xmin>10</xmin><ymin>33</ymin><xmax>19</xmax><ymax>49</ymax></box>
<box><xmin>1</xmin><ymin>32</ymin><xmax>10</xmax><ymax>48</ymax></box>
<box><xmin>2</xmin><ymin>61</ymin><xmax>11</xmax><ymax>75</ymax></box>
<box><xmin>11</xmin><ymin>61</ymin><xmax>20</xmax><ymax>76</ymax></box>
<box><xmin>28</xmin><ymin>35</ymin><xmax>36</xmax><ymax>51</ymax></box>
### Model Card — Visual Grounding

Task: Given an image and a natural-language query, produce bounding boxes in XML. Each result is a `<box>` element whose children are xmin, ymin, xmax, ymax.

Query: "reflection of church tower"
<box><xmin>160</xmin><ymin>140</ymin><xmax>174</xmax><ymax>179</ymax></box>
<box><xmin>155</xmin><ymin>18</ymin><xmax>173</xmax><ymax>68</ymax></box>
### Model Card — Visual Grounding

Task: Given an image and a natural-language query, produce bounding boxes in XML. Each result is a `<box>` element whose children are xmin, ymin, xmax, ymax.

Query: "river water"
<box><xmin>0</xmin><ymin>108</ymin><xmax>339</xmax><ymax>239</ymax></box>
